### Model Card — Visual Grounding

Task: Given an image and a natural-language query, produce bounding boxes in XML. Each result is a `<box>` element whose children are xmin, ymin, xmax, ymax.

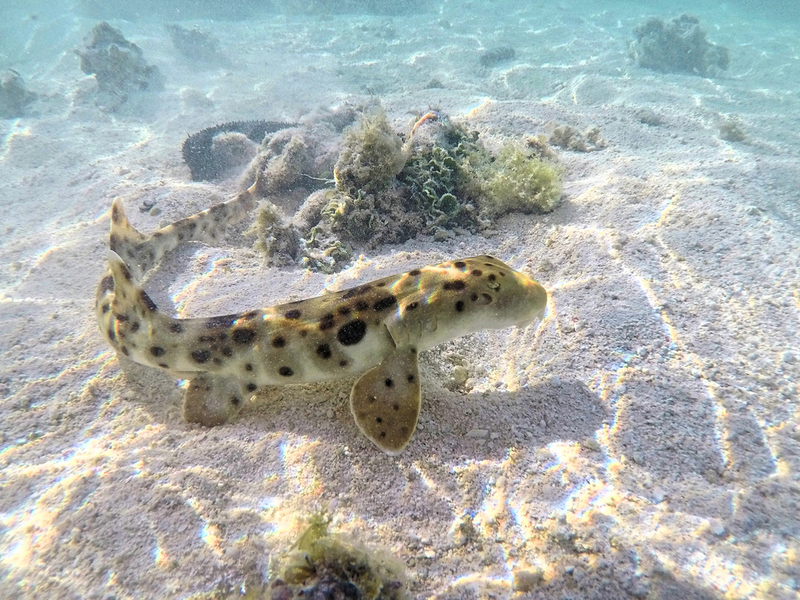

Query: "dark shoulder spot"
<box><xmin>471</xmin><ymin>269</ymin><xmax>483</xmax><ymax>276</ymax></box>
<box><xmin>408</xmin><ymin>269</ymin><xmax>421</xmax><ymax>276</ymax></box>
<box><xmin>278</xmin><ymin>366</ymin><xmax>293</xmax><ymax>377</ymax></box>
<box><xmin>442</xmin><ymin>280</ymin><xmax>466</xmax><ymax>291</ymax></box>
<box><xmin>454</xmin><ymin>261</ymin><xmax>467</xmax><ymax>269</ymax></box>
<box><xmin>150</xmin><ymin>346</ymin><xmax>165</xmax><ymax>357</ymax></box>
<box><xmin>488</xmin><ymin>273</ymin><xmax>497</xmax><ymax>282</ymax></box>
<box><xmin>284</xmin><ymin>309</ymin><xmax>301</xmax><ymax>319</ymax></box>
<box><xmin>337</xmin><ymin>305</ymin><xmax>351</xmax><ymax>316</ymax></box>
<box><xmin>373</xmin><ymin>296</ymin><xmax>397</xmax><ymax>312</ymax></box>
<box><xmin>337</xmin><ymin>319</ymin><xmax>367</xmax><ymax>346</ymax></box>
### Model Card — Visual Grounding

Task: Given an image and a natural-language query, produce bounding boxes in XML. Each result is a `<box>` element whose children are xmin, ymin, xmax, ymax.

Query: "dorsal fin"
<box><xmin>109</xmin><ymin>198</ymin><xmax>150</xmax><ymax>279</ymax></box>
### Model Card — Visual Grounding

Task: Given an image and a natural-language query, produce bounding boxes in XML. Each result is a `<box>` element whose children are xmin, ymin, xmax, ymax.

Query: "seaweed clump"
<box><xmin>267</xmin><ymin>513</ymin><xmax>408</xmax><ymax>600</ymax></box>
<box><xmin>246</xmin><ymin>106</ymin><xmax>564</xmax><ymax>271</ymax></box>
<box><xmin>481</xmin><ymin>139</ymin><xmax>563</xmax><ymax>216</ymax></box>
<box><xmin>629</xmin><ymin>14</ymin><xmax>730</xmax><ymax>76</ymax></box>
<box><xmin>396</xmin><ymin>122</ymin><xmax>486</xmax><ymax>233</ymax></box>
<box><xmin>311</xmin><ymin>114</ymin><xmax>489</xmax><ymax>251</ymax></box>
<box><xmin>334</xmin><ymin>108</ymin><xmax>406</xmax><ymax>196</ymax></box>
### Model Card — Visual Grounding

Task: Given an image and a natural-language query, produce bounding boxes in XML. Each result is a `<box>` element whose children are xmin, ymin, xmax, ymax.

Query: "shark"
<box><xmin>96</xmin><ymin>183</ymin><xmax>548</xmax><ymax>454</ymax></box>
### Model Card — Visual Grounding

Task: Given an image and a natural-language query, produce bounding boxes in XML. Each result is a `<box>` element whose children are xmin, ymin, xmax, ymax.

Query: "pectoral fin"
<box><xmin>350</xmin><ymin>347</ymin><xmax>421</xmax><ymax>455</ymax></box>
<box><xmin>182</xmin><ymin>374</ymin><xmax>249</xmax><ymax>426</ymax></box>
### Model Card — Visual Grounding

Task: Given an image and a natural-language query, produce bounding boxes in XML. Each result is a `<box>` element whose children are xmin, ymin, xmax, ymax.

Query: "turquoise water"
<box><xmin>1</xmin><ymin>1</ymin><xmax>799</xmax><ymax>599</ymax></box>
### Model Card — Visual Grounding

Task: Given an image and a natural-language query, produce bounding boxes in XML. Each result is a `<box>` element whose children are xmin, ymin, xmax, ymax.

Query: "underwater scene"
<box><xmin>1</xmin><ymin>0</ymin><xmax>799</xmax><ymax>598</ymax></box>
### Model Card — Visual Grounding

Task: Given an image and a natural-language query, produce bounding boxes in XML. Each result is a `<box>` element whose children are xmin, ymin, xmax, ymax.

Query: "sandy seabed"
<box><xmin>1</xmin><ymin>1</ymin><xmax>800</xmax><ymax>599</ymax></box>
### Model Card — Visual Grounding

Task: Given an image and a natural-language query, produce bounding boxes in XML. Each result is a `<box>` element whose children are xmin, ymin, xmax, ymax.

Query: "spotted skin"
<box><xmin>97</xmin><ymin>194</ymin><xmax>548</xmax><ymax>454</ymax></box>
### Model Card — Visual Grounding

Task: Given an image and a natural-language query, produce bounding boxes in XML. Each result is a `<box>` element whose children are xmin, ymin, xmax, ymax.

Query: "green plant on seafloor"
<box><xmin>482</xmin><ymin>143</ymin><xmax>563</xmax><ymax>215</ymax></box>
<box><xmin>399</xmin><ymin>144</ymin><xmax>477</xmax><ymax>229</ymax></box>
<box><xmin>334</xmin><ymin>108</ymin><xmax>406</xmax><ymax>197</ymax></box>
<box><xmin>267</xmin><ymin>512</ymin><xmax>409</xmax><ymax>600</ymax></box>
<box><xmin>321</xmin><ymin>189</ymin><xmax>378</xmax><ymax>241</ymax></box>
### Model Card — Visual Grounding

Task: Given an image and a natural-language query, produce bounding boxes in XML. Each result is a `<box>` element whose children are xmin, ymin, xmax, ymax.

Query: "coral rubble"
<box><xmin>75</xmin><ymin>22</ymin><xmax>164</xmax><ymax>110</ymax></box>
<box><xmin>548</xmin><ymin>124</ymin><xmax>606</xmax><ymax>152</ymax></box>
<box><xmin>199</xmin><ymin>105</ymin><xmax>563</xmax><ymax>272</ymax></box>
<box><xmin>629</xmin><ymin>14</ymin><xmax>730</xmax><ymax>76</ymax></box>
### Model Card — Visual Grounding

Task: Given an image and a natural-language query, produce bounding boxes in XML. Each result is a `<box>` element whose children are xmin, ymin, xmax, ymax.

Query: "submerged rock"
<box><xmin>629</xmin><ymin>14</ymin><xmax>729</xmax><ymax>76</ymax></box>
<box><xmin>165</xmin><ymin>24</ymin><xmax>227</xmax><ymax>64</ymax></box>
<box><xmin>75</xmin><ymin>21</ymin><xmax>164</xmax><ymax>109</ymax></box>
<box><xmin>0</xmin><ymin>69</ymin><xmax>37</xmax><ymax>119</ymax></box>
<box><xmin>479</xmin><ymin>46</ymin><xmax>516</xmax><ymax>68</ymax></box>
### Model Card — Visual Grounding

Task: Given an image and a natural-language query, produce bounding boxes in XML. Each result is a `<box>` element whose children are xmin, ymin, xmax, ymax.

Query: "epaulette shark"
<box><xmin>96</xmin><ymin>183</ymin><xmax>548</xmax><ymax>454</ymax></box>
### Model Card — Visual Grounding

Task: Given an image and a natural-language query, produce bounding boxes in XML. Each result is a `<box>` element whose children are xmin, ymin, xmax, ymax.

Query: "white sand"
<box><xmin>1</xmin><ymin>2</ymin><xmax>799</xmax><ymax>599</ymax></box>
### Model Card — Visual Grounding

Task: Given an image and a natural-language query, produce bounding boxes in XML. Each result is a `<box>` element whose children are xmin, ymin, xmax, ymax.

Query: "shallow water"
<box><xmin>1</xmin><ymin>1</ymin><xmax>799</xmax><ymax>599</ymax></box>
